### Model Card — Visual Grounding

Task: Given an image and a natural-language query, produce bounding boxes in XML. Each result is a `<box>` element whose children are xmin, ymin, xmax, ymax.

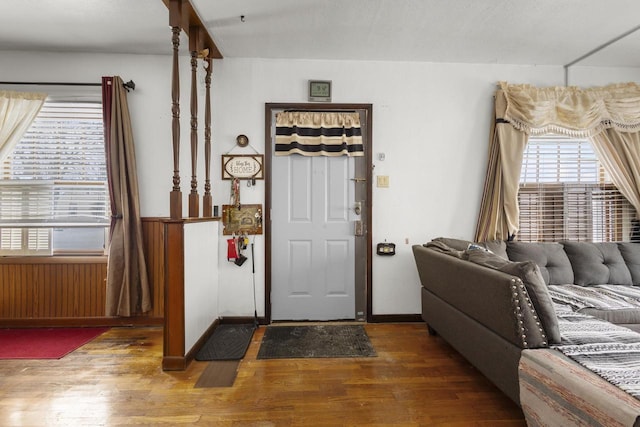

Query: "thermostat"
<box><xmin>308</xmin><ymin>80</ymin><xmax>332</xmax><ymax>102</ymax></box>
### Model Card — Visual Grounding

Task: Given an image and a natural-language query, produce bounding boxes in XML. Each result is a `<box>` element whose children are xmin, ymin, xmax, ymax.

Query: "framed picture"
<box><xmin>222</xmin><ymin>204</ymin><xmax>263</xmax><ymax>235</ymax></box>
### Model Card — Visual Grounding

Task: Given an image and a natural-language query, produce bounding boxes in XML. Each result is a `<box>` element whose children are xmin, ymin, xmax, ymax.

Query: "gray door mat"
<box><xmin>195</xmin><ymin>324</ymin><xmax>256</xmax><ymax>361</ymax></box>
<box><xmin>256</xmin><ymin>325</ymin><xmax>376</xmax><ymax>359</ymax></box>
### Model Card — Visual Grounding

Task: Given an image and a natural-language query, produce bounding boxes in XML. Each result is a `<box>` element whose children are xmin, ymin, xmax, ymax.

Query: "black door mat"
<box><xmin>195</xmin><ymin>324</ymin><xmax>256</xmax><ymax>361</ymax></box>
<box><xmin>256</xmin><ymin>325</ymin><xmax>376</xmax><ymax>359</ymax></box>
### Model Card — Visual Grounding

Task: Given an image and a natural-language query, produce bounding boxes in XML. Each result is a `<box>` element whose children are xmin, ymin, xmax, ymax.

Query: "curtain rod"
<box><xmin>563</xmin><ymin>23</ymin><xmax>640</xmax><ymax>86</ymax></box>
<box><xmin>0</xmin><ymin>80</ymin><xmax>136</xmax><ymax>91</ymax></box>
<box><xmin>284</xmin><ymin>109</ymin><xmax>357</xmax><ymax>113</ymax></box>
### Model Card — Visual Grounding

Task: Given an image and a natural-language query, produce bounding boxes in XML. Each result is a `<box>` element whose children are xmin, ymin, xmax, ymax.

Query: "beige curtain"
<box><xmin>590</xmin><ymin>129</ymin><xmax>640</xmax><ymax>214</ymax></box>
<box><xmin>475</xmin><ymin>90</ymin><xmax>528</xmax><ymax>241</ymax></box>
<box><xmin>102</xmin><ymin>76</ymin><xmax>151</xmax><ymax>317</ymax></box>
<box><xmin>275</xmin><ymin>111</ymin><xmax>364</xmax><ymax>157</ymax></box>
<box><xmin>475</xmin><ymin>81</ymin><xmax>640</xmax><ymax>241</ymax></box>
<box><xmin>0</xmin><ymin>90</ymin><xmax>47</xmax><ymax>163</ymax></box>
<box><xmin>498</xmin><ymin>81</ymin><xmax>640</xmax><ymax>137</ymax></box>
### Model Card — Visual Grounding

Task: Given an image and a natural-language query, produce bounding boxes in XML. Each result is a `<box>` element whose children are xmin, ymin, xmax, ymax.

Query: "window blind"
<box><xmin>0</xmin><ymin>101</ymin><xmax>108</xmax><ymax>255</ymax></box>
<box><xmin>518</xmin><ymin>136</ymin><xmax>634</xmax><ymax>242</ymax></box>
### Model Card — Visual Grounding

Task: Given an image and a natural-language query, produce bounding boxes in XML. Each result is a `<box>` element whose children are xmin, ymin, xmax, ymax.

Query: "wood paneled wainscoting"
<box><xmin>0</xmin><ymin>257</ymin><xmax>109</xmax><ymax>323</ymax></box>
<box><xmin>0</xmin><ymin>218</ymin><xmax>166</xmax><ymax>327</ymax></box>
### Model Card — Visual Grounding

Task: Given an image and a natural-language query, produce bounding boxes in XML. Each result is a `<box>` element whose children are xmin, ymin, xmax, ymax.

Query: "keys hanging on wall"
<box><xmin>230</xmin><ymin>178</ymin><xmax>241</xmax><ymax>210</ymax></box>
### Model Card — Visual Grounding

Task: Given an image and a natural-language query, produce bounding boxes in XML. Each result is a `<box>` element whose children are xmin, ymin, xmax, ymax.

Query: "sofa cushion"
<box><xmin>499</xmin><ymin>261</ymin><xmax>561</xmax><ymax>344</ymax></box>
<box><xmin>466</xmin><ymin>248</ymin><xmax>510</xmax><ymax>269</ymax></box>
<box><xmin>430</xmin><ymin>237</ymin><xmax>472</xmax><ymax>251</ymax></box>
<box><xmin>548</xmin><ymin>284</ymin><xmax>640</xmax><ymax>325</ymax></box>
<box><xmin>506</xmin><ymin>242</ymin><xmax>574</xmax><ymax>285</ymax></box>
<box><xmin>561</xmin><ymin>241</ymin><xmax>632</xmax><ymax>286</ymax></box>
<box><xmin>483</xmin><ymin>240</ymin><xmax>508</xmax><ymax>260</ymax></box>
<box><xmin>424</xmin><ymin>240</ymin><xmax>466</xmax><ymax>258</ymax></box>
<box><xmin>467</xmin><ymin>250</ymin><xmax>561</xmax><ymax>344</ymax></box>
<box><xmin>580</xmin><ymin>308</ymin><xmax>640</xmax><ymax>325</ymax></box>
<box><xmin>618</xmin><ymin>243</ymin><xmax>640</xmax><ymax>286</ymax></box>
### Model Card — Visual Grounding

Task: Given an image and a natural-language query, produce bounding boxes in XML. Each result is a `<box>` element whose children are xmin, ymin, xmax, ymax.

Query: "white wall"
<box><xmin>211</xmin><ymin>59</ymin><xmax>640</xmax><ymax>316</ymax></box>
<box><xmin>0</xmin><ymin>50</ymin><xmax>178</xmax><ymax>218</ymax></box>
<box><xmin>568</xmin><ymin>66</ymin><xmax>640</xmax><ymax>87</ymax></box>
<box><xmin>184</xmin><ymin>221</ymin><xmax>219</xmax><ymax>352</ymax></box>
<box><xmin>2</xmin><ymin>50</ymin><xmax>638</xmax><ymax>317</ymax></box>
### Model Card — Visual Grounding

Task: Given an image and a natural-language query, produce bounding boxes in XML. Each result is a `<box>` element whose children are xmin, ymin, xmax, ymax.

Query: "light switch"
<box><xmin>377</xmin><ymin>175</ymin><xmax>389</xmax><ymax>188</ymax></box>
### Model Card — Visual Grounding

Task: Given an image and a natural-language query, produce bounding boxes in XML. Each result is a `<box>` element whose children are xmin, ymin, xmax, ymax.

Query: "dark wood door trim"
<box><xmin>264</xmin><ymin>103</ymin><xmax>373</xmax><ymax>323</ymax></box>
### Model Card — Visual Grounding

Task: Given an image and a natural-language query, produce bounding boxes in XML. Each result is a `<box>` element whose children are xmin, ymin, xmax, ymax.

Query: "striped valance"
<box><xmin>275</xmin><ymin>111</ymin><xmax>364</xmax><ymax>157</ymax></box>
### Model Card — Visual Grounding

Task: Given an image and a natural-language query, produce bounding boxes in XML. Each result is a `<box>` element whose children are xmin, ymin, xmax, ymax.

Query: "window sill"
<box><xmin>0</xmin><ymin>255</ymin><xmax>108</xmax><ymax>264</ymax></box>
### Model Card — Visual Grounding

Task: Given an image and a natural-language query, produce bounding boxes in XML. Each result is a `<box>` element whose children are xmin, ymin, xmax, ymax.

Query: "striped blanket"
<box><xmin>554</xmin><ymin>309</ymin><xmax>640</xmax><ymax>399</ymax></box>
<box><xmin>519</xmin><ymin>306</ymin><xmax>640</xmax><ymax>426</ymax></box>
<box><xmin>519</xmin><ymin>349</ymin><xmax>640</xmax><ymax>427</ymax></box>
<box><xmin>548</xmin><ymin>284</ymin><xmax>640</xmax><ymax>312</ymax></box>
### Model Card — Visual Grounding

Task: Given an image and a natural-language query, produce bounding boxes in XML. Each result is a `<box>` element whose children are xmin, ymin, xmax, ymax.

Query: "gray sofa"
<box><xmin>412</xmin><ymin>238</ymin><xmax>640</xmax><ymax>407</ymax></box>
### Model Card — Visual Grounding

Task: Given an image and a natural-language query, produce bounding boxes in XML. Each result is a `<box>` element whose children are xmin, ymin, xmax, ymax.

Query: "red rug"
<box><xmin>0</xmin><ymin>327</ymin><xmax>109</xmax><ymax>359</ymax></box>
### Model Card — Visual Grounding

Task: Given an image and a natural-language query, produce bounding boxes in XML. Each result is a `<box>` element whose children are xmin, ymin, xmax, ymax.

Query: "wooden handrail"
<box><xmin>162</xmin><ymin>0</ymin><xmax>223</xmax><ymax>60</ymax></box>
<box><xmin>165</xmin><ymin>0</ymin><xmax>220</xmax><ymax>220</ymax></box>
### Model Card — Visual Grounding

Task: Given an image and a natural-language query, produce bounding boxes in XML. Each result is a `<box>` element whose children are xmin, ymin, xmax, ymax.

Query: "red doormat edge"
<box><xmin>0</xmin><ymin>327</ymin><xmax>110</xmax><ymax>360</ymax></box>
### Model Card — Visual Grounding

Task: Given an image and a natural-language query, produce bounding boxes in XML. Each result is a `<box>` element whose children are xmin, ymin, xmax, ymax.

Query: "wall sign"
<box><xmin>222</xmin><ymin>154</ymin><xmax>264</xmax><ymax>180</ymax></box>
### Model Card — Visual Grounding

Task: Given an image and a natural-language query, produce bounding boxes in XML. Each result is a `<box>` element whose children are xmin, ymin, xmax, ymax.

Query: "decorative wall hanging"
<box><xmin>221</xmin><ymin>154</ymin><xmax>264</xmax><ymax>180</ymax></box>
<box><xmin>236</xmin><ymin>134</ymin><xmax>249</xmax><ymax>147</ymax></box>
<box><xmin>222</xmin><ymin>204</ymin><xmax>263</xmax><ymax>235</ymax></box>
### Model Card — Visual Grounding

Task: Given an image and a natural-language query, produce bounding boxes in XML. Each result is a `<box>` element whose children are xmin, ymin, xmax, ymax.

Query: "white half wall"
<box><xmin>183</xmin><ymin>221</ymin><xmax>219</xmax><ymax>352</ymax></box>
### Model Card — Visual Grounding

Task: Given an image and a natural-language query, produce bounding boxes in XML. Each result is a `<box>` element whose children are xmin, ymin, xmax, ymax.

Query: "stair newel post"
<box><xmin>202</xmin><ymin>56</ymin><xmax>213</xmax><ymax>217</ymax></box>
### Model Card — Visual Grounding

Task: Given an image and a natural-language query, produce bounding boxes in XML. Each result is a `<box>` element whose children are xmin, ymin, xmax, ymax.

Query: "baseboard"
<box><xmin>0</xmin><ymin>316</ymin><xmax>164</xmax><ymax>328</ymax></box>
<box><xmin>217</xmin><ymin>315</ymin><xmax>423</xmax><ymax>324</ymax></box>
<box><xmin>369</xmin><ymin>314</ymin><xmax>424</xmax><ymax>323</ymax></box>
<box><xmin>220</xmin><ymin>316</ymin><xmax>266</xmax><ymax>326</ymax></box>
<box><xmin>162</xmin><ymin>355</ymin><xmax>187</xmax><ymax>371</ymax></box>
<box><xmin>184</xmin><ymin>318</ymin><xmax>221</xmax><ymax>365</ymax></box>
<box><xmin>166</xmin><ymin>317</ymin><xmax>262</xmax><ymax>372</ymax></box>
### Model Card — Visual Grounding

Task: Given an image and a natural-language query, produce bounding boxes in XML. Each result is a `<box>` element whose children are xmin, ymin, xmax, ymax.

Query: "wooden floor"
<box><xmin>0</xmin><ymin>323</ymin><xmax>525</xmax><ymax>426</ymax></box>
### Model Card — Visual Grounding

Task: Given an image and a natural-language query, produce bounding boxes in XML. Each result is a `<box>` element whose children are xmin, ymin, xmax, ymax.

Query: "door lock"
<box><xmin>354</xmin><ymin>201</ymin><xmax>362</xmax><ymax>215</ymax></box>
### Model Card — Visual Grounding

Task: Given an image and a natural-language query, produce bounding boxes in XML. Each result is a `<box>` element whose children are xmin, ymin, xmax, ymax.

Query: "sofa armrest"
<box><xmin>412</xmin><ymin>245</ymin><xmax>548</xmax><ymax>348</ymax></box>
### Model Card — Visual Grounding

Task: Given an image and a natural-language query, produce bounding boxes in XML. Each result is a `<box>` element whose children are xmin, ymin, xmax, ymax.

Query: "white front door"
<box><xmin>271</xmin><ymin>152</ymin><xmax>356</xmax><ymax>321</ymax></box>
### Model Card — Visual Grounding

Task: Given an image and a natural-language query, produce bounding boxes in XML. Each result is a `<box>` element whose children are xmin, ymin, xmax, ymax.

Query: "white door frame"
<box><xmin>264</xmin><ymin>103</ymin><xmax>373</xmax><ymax>323</ymax></box>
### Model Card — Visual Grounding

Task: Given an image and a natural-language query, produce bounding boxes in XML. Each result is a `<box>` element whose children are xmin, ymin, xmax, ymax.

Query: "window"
<box><xmin>518</xmin><ymin>135</ymin><xmax>634</xmax><ymax>242</ymax></box>
<box><xmin>0</xmin><ymin>100</ymin><xmax>109</xmax><ymax>255</ymax></box>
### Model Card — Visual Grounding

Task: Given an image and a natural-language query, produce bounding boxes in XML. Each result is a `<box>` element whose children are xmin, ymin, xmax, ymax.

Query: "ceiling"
<box><xmin>0</xmin><ymin>0</ymin><xmax>638</xmax><ymax>67</ymax></box>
